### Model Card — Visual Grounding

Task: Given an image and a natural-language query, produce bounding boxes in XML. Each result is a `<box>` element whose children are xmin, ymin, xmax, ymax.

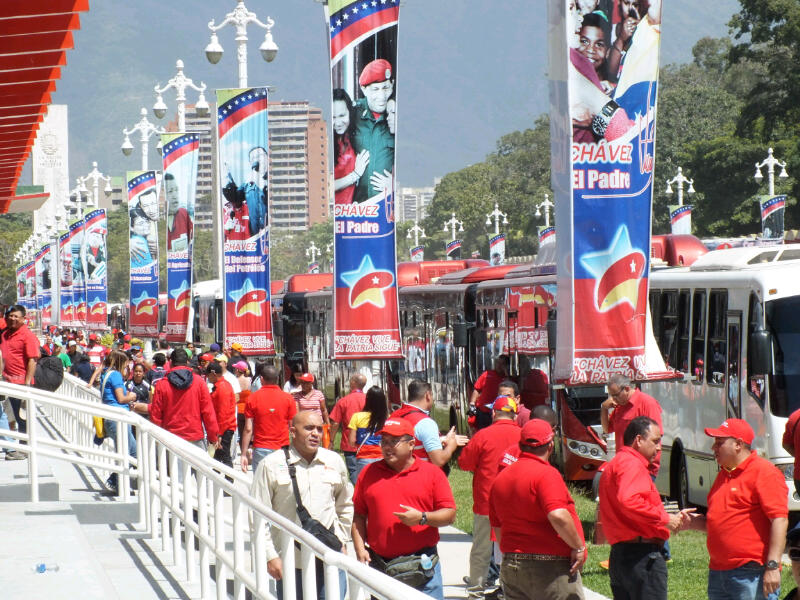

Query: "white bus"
<box><xmin>645</xmin><ymin>245</ymin><xmax>800</xmax><ymax>511</ymax></box>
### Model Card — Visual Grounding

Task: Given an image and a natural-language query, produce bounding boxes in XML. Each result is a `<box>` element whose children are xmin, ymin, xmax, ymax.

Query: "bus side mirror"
<box><xmin>453</xmin><ymin>322</ymin><xmax>468</xmax><ymax>348</ymax></box>
<box><xmin>546</xmin><ymin>317</ymin><xmax>557</xmax><ymax>354</ymax></box>
<box><xmin>749</xmin><ymin>328</ymin><xmax>773</xmax><ymax>375</ymax></box>
<box><xmin>475</xmin><ymin>329</ymin><xmax>487</xmax><ymax>347</ymax></box>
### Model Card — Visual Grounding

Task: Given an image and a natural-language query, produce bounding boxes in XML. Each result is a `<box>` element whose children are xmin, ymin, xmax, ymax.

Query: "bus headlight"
<box><xmin>565</xmin><ymin>437</ymin><xmax>605</xmax><ymax>460</ymax></box>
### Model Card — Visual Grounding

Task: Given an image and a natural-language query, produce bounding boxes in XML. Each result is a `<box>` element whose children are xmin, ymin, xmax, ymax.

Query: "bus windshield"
<box><xmin>766</xmin><ymin>296</ymin><xmax>800</xmax><ymax>417</ymax></box>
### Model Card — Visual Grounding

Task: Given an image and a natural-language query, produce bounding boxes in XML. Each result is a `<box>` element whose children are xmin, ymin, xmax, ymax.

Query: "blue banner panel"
<box><xmin>127</xmin><ymin>172</ymin><xmax>160</xmax><ymax>337</ymax></box>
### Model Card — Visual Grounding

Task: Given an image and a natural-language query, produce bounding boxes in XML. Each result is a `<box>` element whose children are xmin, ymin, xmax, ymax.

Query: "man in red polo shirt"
<box><xmin>0</xmin><ymin>304</ymin><xmax>40</xmax><ymax>459</ymax></box>
<box><xmin>599</xmin><ymin>416</ymin><xmax>689</xmax><ymax>600</ymax></box>
<box><xmin>352</xmin><ymin>418</ymin><xmax>456</xmax><ymax>599</ymax></box>
<box><xmin>683</xmin><ymin>419</ymin><xmax>788</xmax><ymax>600</ymax></box>
<box><xmin>329</xmin><ymin>373</ymin><xmax>367</xmax><ymax>483</ymax></box>
<box><xmin>240</xmin><ymin>364</ymin><xmax>296</xmax><ymax>474</ymax></box>
<box><xmin>206</xmin><ymin>361</ymin><xmax>237</xmax><ymax>468</ymax></box>
<box><xmin>458</xmin><ymin>395</ymin><xmax>521</xmax><ymax>599</ymax></box>
<box><xmin>469</xmin><ymin>355</ymin><xmax>509</xmax><ymax>430</ymax></box>
<box><xmin>489</xmin><ymin>419</ymin><xmax>586</xmax><ymax>600</ymax></box>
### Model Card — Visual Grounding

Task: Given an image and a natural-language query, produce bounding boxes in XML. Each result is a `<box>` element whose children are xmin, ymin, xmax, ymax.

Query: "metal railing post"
<box><xmin>28</xmin><ymin>394</ymin><xmax>38</xmax><ymax>502</ymax></box>
<box><xmin>183</xmin><ymin>460</ymin><xmax>196</xmax><ymax>582</ymax></box>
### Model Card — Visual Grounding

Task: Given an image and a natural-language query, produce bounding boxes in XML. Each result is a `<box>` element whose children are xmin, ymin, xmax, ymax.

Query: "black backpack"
<box><xmin>33</xmin><ymin>356</ymin><xmax>65</xmax><ymax>392</ymax></box>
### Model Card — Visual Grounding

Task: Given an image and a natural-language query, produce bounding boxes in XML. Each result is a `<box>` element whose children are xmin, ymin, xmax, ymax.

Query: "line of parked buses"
<box><xmin>111</xmin><ymin>233</ymin><xmax>800</xmax><ymax>513</ymax></box>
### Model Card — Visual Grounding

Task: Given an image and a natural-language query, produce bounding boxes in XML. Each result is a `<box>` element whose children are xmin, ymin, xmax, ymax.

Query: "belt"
<box><xmin>506</xmin><ymin>553</ymin><xmax>570</xmax><ymax>561</ymax></box>
<box><xmin>616</xmin><ymin>537</ymin><xmax>665</xmax><ymax>545</ymax></box>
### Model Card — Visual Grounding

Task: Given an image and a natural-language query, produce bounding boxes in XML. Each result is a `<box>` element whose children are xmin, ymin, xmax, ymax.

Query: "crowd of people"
<box><xmin>5</xmin><ymin>301</ymin><xmax>800</xmax><ymax>600</ymax></box>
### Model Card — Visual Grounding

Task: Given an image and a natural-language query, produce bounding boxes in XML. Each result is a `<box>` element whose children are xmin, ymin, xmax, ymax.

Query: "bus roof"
<box><xmin>396</xmin><ymin>259</ymin><xmax>488</xmax><ymax>286</ymax></box>
<box><xmin>689</xmin><ymin>245</ymin><xmax>800</xmax><ymax>271</ymax></box>
<box><xmin>286</xmin><ymin>273</ymin><xmax>333</xmax><ymax>293</ymax></box>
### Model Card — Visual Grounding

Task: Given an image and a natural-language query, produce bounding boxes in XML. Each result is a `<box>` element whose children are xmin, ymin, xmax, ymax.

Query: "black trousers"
<box><xmin>213</xmin><ymin>429</ymin><xmax>235</xmax><ymax>467</ymax></box>
<box><xmin>609</xmin><ymin>542</ymin><xmax>667</xmax><ymax>600</ymax></box>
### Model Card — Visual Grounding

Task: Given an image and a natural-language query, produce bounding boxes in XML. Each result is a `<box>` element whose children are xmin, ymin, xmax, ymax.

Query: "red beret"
<box><xmin>359</xmin><ymin>59</ymin><xmax>392</xmax><ymax>87</ymax></box>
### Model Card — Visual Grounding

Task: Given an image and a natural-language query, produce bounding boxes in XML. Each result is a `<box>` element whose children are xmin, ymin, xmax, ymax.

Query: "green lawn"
<box><xmin>448</xmin><ymin>466</ymin><xmax>796</xmax><ymax>599</ymax></box>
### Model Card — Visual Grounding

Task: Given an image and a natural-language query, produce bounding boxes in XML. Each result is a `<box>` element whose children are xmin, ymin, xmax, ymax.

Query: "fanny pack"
<box><xmin>282</xmin><ymin>446</ymin><xmax>343</xmax><ymax>552</ymax></box>
<box><xmin>368</xmin><ymin>547</ymin><xmax>439</xmax><ymax>588</ymax></box>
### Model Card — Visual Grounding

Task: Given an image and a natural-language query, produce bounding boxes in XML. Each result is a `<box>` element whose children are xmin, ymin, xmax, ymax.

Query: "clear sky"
<box><xmin>33</xmin><ymin>0</ymin><xmax>738</xmax><ymax>190</ymax></box>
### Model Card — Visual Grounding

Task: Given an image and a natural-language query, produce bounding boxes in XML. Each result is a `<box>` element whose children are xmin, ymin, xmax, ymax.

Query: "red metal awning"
<box><xmin>0</xmin><ymin>0</ymin><xmax>89</xmax><ymax>213</ymax></box>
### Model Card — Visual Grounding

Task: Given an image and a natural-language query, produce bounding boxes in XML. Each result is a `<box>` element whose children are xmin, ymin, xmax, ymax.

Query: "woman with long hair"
<box><xmin>283</xmin><ymin>362</ymin><xmax>304</xmax><ymax>394</ymax></box>
<box><xmin>346</xmin><ymin>386</ymin><xmax>389</xmax><ymax>484</ymax></box>
<box><xmin>100</xmin><ymin>349</ymin><xmax>137</xmax><ymax>493</ymax></box>
<box><xmin>332</xmin><ymin>88</ymin><xmax>369</xmax><ymax>205</ymax></box>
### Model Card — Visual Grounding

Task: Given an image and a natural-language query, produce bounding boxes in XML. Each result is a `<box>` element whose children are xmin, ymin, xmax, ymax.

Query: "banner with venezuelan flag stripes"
<box><xmin>84</xmin><ymin>208</ymin><xmax>108</xmax><ymax>330</ymax></box>
<box><xmin>19</xmin><ymin>261</ymin><xmax>36</xmax><ymax>312</ymax></box>
<box><xmin>216</xmin><ymin>88</ymin><xmax>273</xmax><ymax>355</ymax></box>
<box><xmin>551</xmin><ymin>0</ymin><xmax>665</xmax><ymax>384</ymax></box>
<box><xmin>34</xmin><ymin>244</ymin><xmax>53</xmax><ymax>327</ymax></box>
<box><xmin>760</xmin><ymin>194</ymin><xmax>786</xmax><ymax>240</ymax></box>
<box><xmin>162</xmin><ymin>133</ymin><xmax>199</xmax><ymax>343</ymax></box>
<box><xmin>70</xmin><ymin>217</ymin><xmax>86</xmax><ymax>326</ymax></box>
<box><xmin>58</xmin><ymin>228</ymin><xmax>74</xmax><ymax>326</ymax></box>
<box><xmin>669</xmin><ymin>204</ymin><xmax>692</xmax><ymax>235</ymax></box>
<box><xmin>325</xmin><ymin>0</ymin><xmax>402</xmax><ymax>359</ymax></box>
<box><xmin>127</xmin><ymin>171</ymin><xmax>160</xmax><ymax>337</ymax></box>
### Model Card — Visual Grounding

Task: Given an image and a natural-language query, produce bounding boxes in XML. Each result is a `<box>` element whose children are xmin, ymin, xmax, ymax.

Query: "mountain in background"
<box><xmin>29</xmin><ymin>0</ymin><xmax>739</xmax><ymax>190</ymax></box>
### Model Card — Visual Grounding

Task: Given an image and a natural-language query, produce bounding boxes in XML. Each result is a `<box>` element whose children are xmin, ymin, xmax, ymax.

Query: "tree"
<box><xmin>0</xmin><ymin>213</ymin><xmax>32</xmax><ymax>304</ymax></box>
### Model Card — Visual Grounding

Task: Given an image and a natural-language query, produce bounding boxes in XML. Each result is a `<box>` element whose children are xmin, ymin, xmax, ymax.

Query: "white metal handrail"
<box><xmin>0</xmin><ymin>374</ymin><xmax>430</xmax><ymax>600</ymax></box>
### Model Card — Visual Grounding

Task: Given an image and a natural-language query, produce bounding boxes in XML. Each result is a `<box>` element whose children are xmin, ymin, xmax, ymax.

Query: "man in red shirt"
<box><xmin>206</xmin><ymin>361</ymin><xmax>237</xmax><ymax>468</ymax></box>
<box><xmin>150</xmin><ymin>348</ymin><xmax>219</xmax><ymax>450</ymax></box>
<box><xmin>240</xmin><ymin>364</ymin><xmax>296</xmax><ymax>474</ymax></box>
<box><xmin>489</xmin><ymin>419</ymin><xmax>586</xmax><ymax>600</ymax></box>
<box><xmin>782</xmin><ymin>408</ymin><xmax>800</xmax><ymax>497</ymax></box>
<box><xmin>352</xmin><ymin>418</ymin><xmax>456</xmax><ymax>599</ymax></box>
<box><xmin>0</xmin><ymin>304</ymin><xmax>40</xmax><ymax>459</ymax></box>
<box><xmin>469</xmin><ymin>355</ymin><xmax>509</xmax><ymax>430</ymax></box>
<box><xmin>458</xmin><ymin>395</ymin><xmax>521</xmax><ymax>599</ymax></box>
<box><xmin>684</xmin><ymin>419</ymin><xmax>788</xmax><ymax>600</ymax></box>
<box><xmin>498</xmin><ymin>380</ymin><xmax>531</xmax><ymax>426</ymax></box>
<box><xmin>599</xmin><ymin>416</ymin><xmax>687</xmax><ymax>600</ymax></box>
<box><xmin>329</xmin><ymin>373</ymin><xmax>367</xmax><ymax>482</ymax></box>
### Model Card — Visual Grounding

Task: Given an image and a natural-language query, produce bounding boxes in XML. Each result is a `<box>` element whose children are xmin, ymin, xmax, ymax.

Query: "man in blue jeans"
<box><xmin>683</xmin><ymin>419</ymin><xmax>788</xmax><ymax>600</ymax></box>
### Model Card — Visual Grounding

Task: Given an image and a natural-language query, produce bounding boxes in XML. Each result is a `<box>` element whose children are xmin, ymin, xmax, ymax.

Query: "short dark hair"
<box><xmin>259</xmin><ymin>364</ymin><xmax>278</xmax><ymax>383</ymax></box>
<box><xmin>5</xmin><ymin>304</ymin><xmax>25</xmax><ymax>316</ymax></box>
<box><xmin>152</xmin><ymin>352</ymin><xmax>167</xmax><ymax>367</ymax></box>
<box><xmin>206</xmin><ymin>361</ymin><xmax>223</xmax><ymax>375</ymax></box>
<box><xmin>407</xmin><ymin>379</ymin><xmax>431</xmax><ymax>402</ymax></box>
<box><xmin>171</xmin><ymin>348</ymin><xmax>189</xmax><ymax>366</ymax></box>
<box><xmin>498</xmin><ymin>379</ymin><xmax>518</xmax><ymax>395</ymax></box>
<box><xmin>623</xmin><ymin>416</ymin><xmax>658</xmax><ymax>446</ymax></box>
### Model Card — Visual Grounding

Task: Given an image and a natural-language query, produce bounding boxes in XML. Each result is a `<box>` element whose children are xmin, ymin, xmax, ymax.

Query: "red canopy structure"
<box><xmin>0</xmin><ymin>0</ymin><xmax>89</xmax><ymax>213</ymax></box>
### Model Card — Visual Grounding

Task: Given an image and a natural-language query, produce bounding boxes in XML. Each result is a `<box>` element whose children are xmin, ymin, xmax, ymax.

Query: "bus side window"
<box><xmin>746</xmin><ymin>293</ymin><xmax>766</xmax><ymax>407</ymax></box>
<box><xmin>678</xmin><ymin>290</ymin><xmax>691</xmax><ymax>372</ymax></box>
<box><xmin>692</xmin><ymin>290</ymin><xmax>706</xmax><ymax>383</ymax></box>
<box><xmin>706</xmin><ymin>291</ymin><xmax>728</xmax><ymax>385</ymax></box>
<box><xmin>659</xmin><ymin>291</ymin><xmax>679</xmax><ymax>368</ymax></box>
<box><xmin>650</xmin><ymin>291</ymin><xmax>663</xmax><ymax>345</ymax></box>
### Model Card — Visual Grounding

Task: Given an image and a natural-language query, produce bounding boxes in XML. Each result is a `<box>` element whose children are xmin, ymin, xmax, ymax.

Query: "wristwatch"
<box><xmin>419</xmin><ymin>512</ymin><xmax>428</xmax><ymax>526</ymax></box>
<box><xmin>765</xmin><ymin>559</ymin><xmax>780</xmax><ymax>570</ymax></box>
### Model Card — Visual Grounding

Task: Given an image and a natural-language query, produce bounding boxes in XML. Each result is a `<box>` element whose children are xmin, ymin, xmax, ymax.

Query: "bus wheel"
<box><xmin>677</xmin><ymin>454</ymin><xmax>690</xmax><ymax>509</ymax></box>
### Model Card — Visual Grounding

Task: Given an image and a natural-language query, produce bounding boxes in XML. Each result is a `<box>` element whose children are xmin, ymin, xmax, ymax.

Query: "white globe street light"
<box><xmin>121</xmin><ymin>108</ymin><xmax>165</xmax><ymax>171</ymax></box>
<box><xmin>153</xmin><ymin>59</ymin><xmax>208</xmax><ymax>132</ymax></box>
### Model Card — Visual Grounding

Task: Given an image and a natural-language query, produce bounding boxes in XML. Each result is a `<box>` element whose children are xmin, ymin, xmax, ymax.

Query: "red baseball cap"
<box><xmin>704</xmin><ymin>419</ymin><xmax>754</xmax><ymax>445</ymax></box>
<box><xmin>520</xmin><ymin>419</ymin><xmax>554</xmax><ymax>447</ymax></box>
<box><xmin>298</xmin><ymin>372</ymin><xmax>315</xmax><ymax>383</ymax></box>
<box><xmin>200</xmin><ymin>353</ymin><xmax>214</xmax><ymax>362</ymax></box>
<box><xmin>378</xmin><ymin>418</ymin><xmax>414</xmax><ymax>438</ymax></box>
<box><xmin>89</xmin><ymin>333</ymin><xmax>98</xmax><ymax>341</ymax></box>
<box><xmin>491</xmin><ymin>395</ymin><xmax>518</xmax><ymax>414</ymax></box>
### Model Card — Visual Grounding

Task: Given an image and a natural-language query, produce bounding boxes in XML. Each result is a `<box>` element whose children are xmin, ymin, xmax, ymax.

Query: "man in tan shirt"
<box><xmin>250</xmin><ymin>410</ymin><xmax>353</xmax><ymax>599</ymax></box>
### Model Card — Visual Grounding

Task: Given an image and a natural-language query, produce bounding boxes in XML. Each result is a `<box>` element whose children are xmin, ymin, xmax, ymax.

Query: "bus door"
<box><xmin>726</xmin><ymin>312</ymin><xmax>742</xmax><ymax>420</ymax></box>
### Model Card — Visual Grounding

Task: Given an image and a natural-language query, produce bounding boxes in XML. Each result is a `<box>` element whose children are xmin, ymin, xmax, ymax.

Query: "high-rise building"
<box><xmin>398</xmin><ymin>181</ymin><xmax>439</xmax><ymax>222</ymax></box>
<box><xmin>268</xmin><ymin>101</ymin><xmax>329</xmax><ymax>231</ymax></box>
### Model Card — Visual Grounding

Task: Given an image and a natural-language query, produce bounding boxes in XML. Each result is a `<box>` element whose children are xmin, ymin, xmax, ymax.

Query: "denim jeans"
<box><xmin>343</xmin><ymin>451</ymin><xmax>357</xmax><ymax>484</ymax></box>
<box><xmin>708</xmin><ymin>563</ymin><xmax>780</xmax><ymax>600</ymax></box>
<box><xmin>0</xmin><ymin>400</ymin><xmax>11</xmax><ymax>448</ymax></box>
<box><xmin>252</xmin><ymin>447</ymin><xmax>276</xmax><ymax>474</ymax></box>
<box><xmin>353</xmin><ymin>457</ymin><xmax>380</xmax><ymax>484</ymax></box>
<box><xmin>103</xmin><ymin>419</ymin><xmax>137</xmax><ymax>458</ymax></box>
<box><xmin>418</xmin><ymin>561</ymin><xmax>444</xmax><ymax>600</ymax></box>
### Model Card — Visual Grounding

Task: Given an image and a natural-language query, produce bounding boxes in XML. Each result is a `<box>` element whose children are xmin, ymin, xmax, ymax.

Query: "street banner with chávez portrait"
<box><xmin>15</xmin><ymin>264</ymin><xmax>23</xmax><ymax>307</ymax></box>
<box><xmin>19</xmin><ymin>261</ymin><xmax>36</xmax><ymax>311</ymax></box>
<box><xmin>552</xmin><ymin>0</ymin><xmax>665</xmax><ymax>384</ymax></box>
<box><xmin>59</xmin><ymin>228</ymin><xmax>74</xmax><ymax>326</ymax></box>
<box><xmin>35</xmin><ymin>244</ymin><xmax>53</xmax><ymax>326</ymax></box>
<box><xmin>446</xmin><ymin>239</ymin><xmax>462</xmax><ymax>260</ymax></box>
<box><xmin>216</xmin><ymin>87</ymin><xmax>273</xmax><ymax>355</ymax></box>
<box><xmin>127</xmin><ymin>171</ymin><xmax>160</xmax><ymax>336</ymax></box>
<box><xmin>669</xmin><ymin>204</ymin><xmax>692</xmax><ymax>235</ymax></box>
<box><xmin>489</xmin><ymin>233</ymin><xmax>506</xmax><ymax>265</ymax></box>
<box><xmin>325</xmin><ymin>0</ymin><xmax>402</xmax><ymax>359</ymax></box>
<box><xmin>70</xmin><ymin>217</ymin><xmax>86</xmax><ymax>326</ymax></box>
<box><xmin>760</xmin><ymin>195</ymin><xmax>786</xmax><ymax>240</ymax></box>
<box><xmin>161</xmin><ymin>133</ymin><xmax>199</xmax><ymax>342</ymax></box>
<box><xmin>83</xmin><ymin>208</ymin><xmax>108</xmax><ymax>330</ymax></box>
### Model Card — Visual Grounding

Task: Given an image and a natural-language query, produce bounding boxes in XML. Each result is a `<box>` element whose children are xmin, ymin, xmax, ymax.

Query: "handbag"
<box><xmin>367</xmin><ymin>547</ymin><xmax>439</xmax><ymax>588</ymax></box>
<box><xmin>282</xmin><ymin>446</ymin><xmax>343</xmax><ymax>552</ymax></box>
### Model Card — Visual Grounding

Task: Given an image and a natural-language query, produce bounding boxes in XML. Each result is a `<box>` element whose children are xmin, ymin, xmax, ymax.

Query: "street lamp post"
<box><xmin>306</xmin><ymin>241</ymin><xmax>320</xmax><ymax>263</ymax></box>
<box><xmin>77</xmin><ymin>162</ymin><xmax>112</xmax><ymax>210</ymax></box>
<box><xmin>665</xmin><ymin>166</ymin><xmax>695</xmax><ymax>206</ymax></box>
<box><xmin>69</xmin><ymin>179</ymin><xmax>87</xmax><ymax>221</ymax></box>
<box><xmin>205</xmin><ymin>0</ymin><xmax>278</xmax><ymax>88</ymax></box>
<box><xmin>407</xmin><ymin>221</ymin><xmax>426</xmax><ymax>247</ymax></box>
<box><xmin>754</xmin><ymin>147</ymin><xmax>789</xmax><ymax>196</ymax></box>
<box><xmin>122</xmin><ymin>108</ymin><xmax>165</xmax><ymax>171</ymax></box>
<box><xmin>153</xmin><ymin>59</ymin><xmax>209</xmax><ymax>132</ymax></box>
<box><xmin>485</xmin><ymin>202</ymin><xmax>508</xmax><ymax>235</ymax></box>
<box><xmin>535</xmin><ymin>193</ymin><xmax>554</xmax><ymax>227</ymax></box>
<box><xmin>442</xmin><ymin>212</ymin><xmax>464</xmax><ymax>240</ymax></box>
